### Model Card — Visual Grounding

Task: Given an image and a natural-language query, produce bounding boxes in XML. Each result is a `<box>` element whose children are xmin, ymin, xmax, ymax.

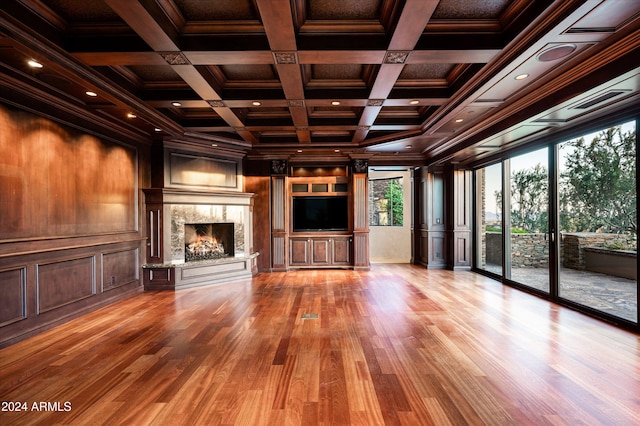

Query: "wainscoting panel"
<box><xmin>102</xmin><ymin>248</ymin><xmax>139</xmax><ymax>291</ymax></box>
<box><xmin>0</xmin><ymin>267</ymin><xmax>26</xmax><ymax>327</ymax></box>
<box><xmin>36</xmin><ymin>256</ymin><xmax>96</xmax><ymax>314</ymax></box>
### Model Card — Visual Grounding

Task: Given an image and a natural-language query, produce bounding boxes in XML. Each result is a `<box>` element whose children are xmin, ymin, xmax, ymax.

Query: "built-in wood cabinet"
<box><xmin>289</xmin><ymin>236</ymin><xmax>351</xmax><ymax>268</ymax></box>
<box><xmin>270</xmin><ymin>163</ymin><xmax>368</xmax><ymax>270</ymax></box>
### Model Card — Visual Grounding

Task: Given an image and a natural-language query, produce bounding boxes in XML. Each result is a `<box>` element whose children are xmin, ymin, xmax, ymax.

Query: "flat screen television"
<box><xmin>292</xmin><ymin>196</ymin><xmax>349</xmax><ymax>232</ymax></box>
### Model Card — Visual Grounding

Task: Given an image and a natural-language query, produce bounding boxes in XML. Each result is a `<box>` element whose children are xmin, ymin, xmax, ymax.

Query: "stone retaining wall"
<box><xmin>484</xmin><ymin>232</ymin><xmax>625</xmax><ymax>269</ymax></box>
<box><xmin>486</xmin><ymin>232</ymin><xmax>549</xmax><ymax>267</ymax></box>
<box><xmin>561</xmin><ymin>233</ymin><xmax>622</xmax><ymax>270</ymax></box>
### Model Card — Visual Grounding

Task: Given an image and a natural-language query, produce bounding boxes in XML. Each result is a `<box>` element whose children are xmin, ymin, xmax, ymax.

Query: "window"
<box><xmin>369</xmin><ymin>177</ymin><xmax>404</xmax><ymax>226</ymax></box>
<box><xmin>474</xmin><ymin>119</ymin><xmax>637</xmax><ymax>325</ymax></box>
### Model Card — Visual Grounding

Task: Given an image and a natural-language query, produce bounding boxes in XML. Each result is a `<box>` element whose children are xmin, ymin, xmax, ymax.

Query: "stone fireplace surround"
<box><xmin>142</xmin><ymin>188</ymin><xmax>258</xmax><ymax>290</ymax></box>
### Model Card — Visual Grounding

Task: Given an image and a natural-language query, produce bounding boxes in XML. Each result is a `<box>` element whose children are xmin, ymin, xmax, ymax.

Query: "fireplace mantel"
<box><xmin>144</xmin><ymin>188</ymin><xmax>255</xmax><ymax>206</ymax></box>
<box><xmin>143</xmin><ymin>187</ymin><xmax>258</xmax><ymax>289</ymax></box>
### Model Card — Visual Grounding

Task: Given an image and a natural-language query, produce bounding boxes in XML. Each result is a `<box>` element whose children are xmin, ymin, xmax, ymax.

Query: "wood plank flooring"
<box><xmin>1</xmin><ymin>264</ymin><xmax>639</xmax><ymax>425</ymax></box>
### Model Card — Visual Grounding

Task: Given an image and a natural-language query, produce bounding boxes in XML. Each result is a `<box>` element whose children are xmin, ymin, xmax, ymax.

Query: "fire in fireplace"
<box><xmin>184</xmin><ymin>223</ymin><xmax>234</xmax><ymax>262</ymax></box>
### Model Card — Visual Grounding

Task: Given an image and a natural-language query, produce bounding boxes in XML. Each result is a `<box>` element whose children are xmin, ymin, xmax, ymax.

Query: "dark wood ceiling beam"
<box><xmin>407</xmin><ymin>49</ymin><xmax>501</xmax><ymax>64</ymax></box>
<box><xmin>71</xmin><ymin>52</ymin><xmax>167</xmax><ymax>66</ymax></box>
<box><xmin>185</xmin><ymin>51</ymin><xmax>275</xmax><ymax>65</ymax></box>
<box><xmin>0</xmin><ymin>8</ymin><xmax>184</xmax><ymax>136</ymax></box>
<box><xmin>354</xmin><ymin>0</ymin><xmax>439</xmax><ymax>143</ymax></box>
<box><xmin>104</xmin><ymin>0</ymin><xmax>179</xmax><ymax>51</ymax></box>
<box><xmin>297</xmin><ymin>51</ymin><xmax>386</xmax><ymax>64</ymax></box>
<box><xmin>296</xmin><ymin>128</ymin><xmax>311</xmax><ymax>143</ymax></box>
<box><xmin>104</xmin><ymin>0</ymin><xmax>259</xmax><ymax>145</ymax></box>
<box><xmin>73</xmin><ymin>48</ymin><xmax>499</xmax><ymax>68</ymax></box>
<box><xmin>254</xmin><ymin>0</ymin><xmax>297</xmax><ymax>51</ymax></box>
<box><xmin>180</xmin><ymin>35</ymin><xmax>270</xmax><ymax>51</ymax></box>
<box><xmin>388</xmin><ymin>0</ymin><xmax>439</xmax><ymax>50</ymax></box>
<box><xmin>169</xmin><ymin>65</ymin><xmax>220</xmax><ymax>100</ymax></box>
<box><xmin>255</xmin><ymin>0</ymin><xmax>310</xmax><ymax>141</ymax></box>
<box><xmin>296</xmin><ymin>34</ymin><xmax>389</xmax><ymax>51</ymax></box>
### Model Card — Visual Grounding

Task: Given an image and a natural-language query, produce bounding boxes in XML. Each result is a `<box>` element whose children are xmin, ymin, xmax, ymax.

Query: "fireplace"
<box><xmin>184</xmin><ymin>223</ymin><xmax>234</xmax><ymax>262</ymax></box>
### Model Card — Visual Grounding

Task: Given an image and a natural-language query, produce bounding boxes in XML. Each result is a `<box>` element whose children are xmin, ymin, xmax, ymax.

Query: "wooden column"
<box><xmin>271</xmin><ymin>161</ymin><xmax>288</xmax><ymax>271</ymax></box>
<box><xmin>425</xmin><ymin>168</ymin><xmax>447</xmax><ymax>269</ymax></box>
<box><xmin>411</xmin><ymin>167</ymin><xmax>418</xmax><ymax>264</ymax></box>
<box><xmin>143</xmin><ymin>189</ymin><xmax>164</xmax><ymax>264</ymax></box>
<box><xmin>352</xmin><ymin>166</ymin><xmax>370</xmax><ymax>270</ymax></box>
<box><xmin>415</xmin><ymin>168</ymin><xmax>428</xmax><ymax>266</ymax></box>
<box><xmin>447</xmin><ymin>167</ymin><xmax>472</xmax><ymax>270</ymax></box>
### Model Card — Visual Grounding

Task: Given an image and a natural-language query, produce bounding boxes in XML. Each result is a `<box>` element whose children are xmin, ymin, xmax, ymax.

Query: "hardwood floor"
<box><xmin>1</xmin><ymin>264</ymin><xmax>639</xmax><ymax>425</ymax></box>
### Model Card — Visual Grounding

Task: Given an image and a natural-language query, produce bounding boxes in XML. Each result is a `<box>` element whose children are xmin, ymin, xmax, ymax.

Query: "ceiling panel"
<box><xmin>0</xmin><ymin>0</ymin><xmax>638</xmax><ymax>160</ymax></box>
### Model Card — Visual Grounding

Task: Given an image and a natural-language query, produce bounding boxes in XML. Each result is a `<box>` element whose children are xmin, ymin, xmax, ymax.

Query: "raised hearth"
<box><xmin>143</xmin><ymin>188</ymin><xmax>258</xmax><ymax>289</ymax></box>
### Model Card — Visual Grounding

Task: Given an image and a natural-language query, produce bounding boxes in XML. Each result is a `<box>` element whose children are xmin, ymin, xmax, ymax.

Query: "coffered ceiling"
<box><xmin>1</xmin><ymin>0</ymin><xmax>639</xmax><ymax>166</ymax></box>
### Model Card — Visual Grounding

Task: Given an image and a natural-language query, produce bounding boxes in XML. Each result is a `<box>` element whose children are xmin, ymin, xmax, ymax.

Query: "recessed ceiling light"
<box><xmin>172</xmin><ymin>102</ymin><xmax>182</xmax><ymax>107</ymax></box>
<box><xmin>85</xmin><ymin>91</ymin><xmax>97</xmax><ymax>97</ymax></box>
<box><xmin>334</xmin><ymin>149</ymin><xmax>340</xmax><ymax>152</ymax></box>
<box><xmin>406</xmin><ymin>145</ymin><xmax>412</xmax><ymax>149</ymax></box>
<box><xmin>252</xmin><ymin>101</ymin><xmax>261</xmax><ymax>106</ymax></box>
<box><xmin>127</xmin><ymin>113</ymin><xmax>136</xmax><ymax>119</ymax></box>
<box><xmin>515</xmin><ymin>73</ymin><xmax>529</xmax><ymax>80</ymax></box>
<box><xmin>211</xmin><ymin>144</ymin><xmax>218</xmax><ymax>147</ymax></box>
<box><xmin>28</xmin><ymin>60</ymin><xmax>43</xmax><ymax>68</ymax></box>
<box><xmin>297</xmin><ymin>149</ymin><xmax>302</xmax><ymax>153</ymax></box>
<box><xmin>409</xmin><ymin>100</ymin><xmax>419</xmax><ymax>105</ymax></box>
<box><xmin>331</xmin><ymin>101</ymin><xmax>340</xmax><ymax>106</ymax></box>
<box><xmin>155</xmin><ymin>128</ymin><xmax>162</xmax><ymax>132</ymax></box>
<box><xmin>455</xmin><ymin>118</ymin><xmax>464</xmax><ymax>123</ymax></box>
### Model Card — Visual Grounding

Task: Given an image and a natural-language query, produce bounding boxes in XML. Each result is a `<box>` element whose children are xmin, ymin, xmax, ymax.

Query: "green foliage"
<box><xmin>385</xmin><ymin>179</ymin><xmax>404</xmax><ymax>226</ymax></box>
<box><xmin>510</xmin><ymin>163</ymin><xmax>548</xmax><ymax>233</ymax></box>
<box><xmin>489</xmin><ymin>124</ymin><xmax>636</xmax><ymax>239</ymax></box>
<box><xmin>485</xmin><ymin>226</ymin><xmax>530</xmax><ymax>234</ymax></box>
<box><xmin>602</xmin><ymin>239</ymin><xmax>636</xmax><ymax>251</ymax></box>
<box><xmin>560</xmin><ymin>126</ymin><xmax>636</xmax><ymax>236</ymax></box>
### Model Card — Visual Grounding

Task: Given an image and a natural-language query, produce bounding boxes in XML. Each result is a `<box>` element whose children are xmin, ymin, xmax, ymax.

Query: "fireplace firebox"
<box><xmin>184</xmin><ymin>223</ymin><xmax>234</xmax><ymax>262</ymax></box>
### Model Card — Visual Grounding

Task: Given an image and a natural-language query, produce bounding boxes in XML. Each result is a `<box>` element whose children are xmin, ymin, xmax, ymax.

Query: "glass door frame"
<box><xmin>472</xmin><ymin>115</ymin><xmax>639</xmax><ymax>332</ymax></box>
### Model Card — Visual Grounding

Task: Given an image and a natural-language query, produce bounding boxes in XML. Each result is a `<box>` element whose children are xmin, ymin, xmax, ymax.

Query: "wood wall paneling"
<box><xmin>243</xmin><ymin>160</ymin><xmax>272</xmax><ymax>272</ymax></box>
<box><xmin>0</xmin><ymin>268</ymin><xmax>26</xmax><ymax>327</ymax></box>
<box><xmin>353</xmin><ymin>174</ymin><xmax>368</xmax><ymax>230</ymax></box>
<box><xmin>0</xmin><ymin>103</ymin><xmax>145</xmax><ymax>347</ymax></box>
<box><xmin>425</xmin><ymin>170</ymin><xmax>447</xmax><ymax>269</ymax></box>
<box><xmin>0</xmin><ymin>104</ymin><xmax>138</xmax><ymax>240</ymax></box>
<box><xmin>144</xmin><ymin>267</ymin><xmax>175</xmax><ymax>290</ymax></box>
<box><xmin>102</xmin><ymin>248</ymin><xmax>140</xmax><ymax>291</ymax></box>
<box><xmin>146</xmin><ymin>207</ymin><xmax>163</xmax><ymax>262</ymax></box>
<box><xmin>352</xmin><ymin>173</ymin><xmax>370</xmax><ymax>270</ymax></box>
<box><xmin>353</xmin><ymin>233</ymin><xmax>369</xmax><ymax>269</ymax></box>
<box><xmin>449</xmin><ymin>168</ymin><xmax>472</xmax><ymax>270</ymax></box>
<box><xmin>36</xmin><ymin>256</ymin><xmax>96</xmax><ymax>314</ymax></box>
<box><xmin>272</xmin><ymin>235</ymin><xmax>287</xmax><ymax>270</ymax></box>
<box><xmin>272</xmin><ymin>177</ymin><xmax>286</xmax><ymax>231</ymax></box>
<box><xmin>168</xmin><ymin>153</ymin><xmax>238</xmax><ymax>189</ymax></box>
<box><xmin>271</xmin><ymin>176</ymin><xmax>288</xmax><ymax>270</ymax></box>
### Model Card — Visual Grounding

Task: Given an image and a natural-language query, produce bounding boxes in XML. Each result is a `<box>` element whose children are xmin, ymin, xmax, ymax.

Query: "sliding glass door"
<box><xmin>475</xmin><ymin>119</ymin><xmax>637</xmax><ymax>325</ymax></box>
<box><xmin>475</xmin><ymin>163</ymin><xmax>503</xmax><ymax>277</ymax></box>
<box><xmin>557</xmin><ymin>121</ymin><xmax>637</xmax><ymax>322</ymax></box>
<box><xmin>506</xmin><ymin>148</ymin><xmax>550</xmax><ymax>293</ymax></box>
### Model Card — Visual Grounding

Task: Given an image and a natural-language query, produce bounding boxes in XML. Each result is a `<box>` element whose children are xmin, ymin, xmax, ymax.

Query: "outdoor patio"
<box><xmin>483</xmin><ymin>264</ymin><xmax>637</xmax><ymax>323</ymax></box>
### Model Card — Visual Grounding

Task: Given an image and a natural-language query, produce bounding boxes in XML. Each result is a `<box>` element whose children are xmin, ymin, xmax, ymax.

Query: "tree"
<box><xmin>560</xmin><ymin>126</ymin><xmax>636</xmax><ymax>236</ymax></box>
<box><xmin>386</xmin><ymin>179</ymin><xmax>404</xmax><ymax>226</ymax></box>
<box><xmin>511</xmin><ymin>163</ymin><xmax>548</xmax><ymax>232</ymax></box>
